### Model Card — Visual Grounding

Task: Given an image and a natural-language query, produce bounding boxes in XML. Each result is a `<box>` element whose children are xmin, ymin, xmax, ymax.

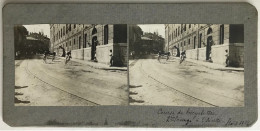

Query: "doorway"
<box><xmin>206</xmin><ymin>28</ymin><xmax>213</xmax><ymax>60</ymax></box>
<box><xmin>91</xmin><ymin>27</ymin><xmax>97</xmax><ymax>60</ymax></box>
<box><xmin>91</xmin><ymin>36</ymin><xmax>97</xmax><ymax>60</ymax></box>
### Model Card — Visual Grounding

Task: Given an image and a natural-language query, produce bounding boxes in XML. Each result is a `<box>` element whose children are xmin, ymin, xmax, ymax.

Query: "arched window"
<box><xmin>92</xmin><ymin>27</ymin><xmax>97</xmax><ymax>35</ymax></box>
<box><xmin>207</xmin><ymin>27</ymin><xmax>213</xmax><ymax>35</ymax></box>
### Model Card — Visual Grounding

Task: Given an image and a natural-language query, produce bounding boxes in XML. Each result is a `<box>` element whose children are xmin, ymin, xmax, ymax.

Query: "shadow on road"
<box><xmin>15</xmin><ymin>92</ymin><xmax>23</xmax><ymax>95</ymax></box>
<box><xmin>129</xmin><ymin>96</ymin><xmax>144</xmax><ymax>103</ymax></box>
<box><xmin>129</xmin><ymin>85</ymin><xmax>142</xmax><ymax>88</ymax></box>
<box><xmin>14</xmin><ymin>97</ymin><xmax>30</xmax><ymax>104</ymax></box>
<box><xmin>15</xmin><ymin>86</ymin><xmax>28</xmax><ymax>89</ymax></box>
<box><xmin>129</xmin><ymin>91</ymin><xmax>138</xmax><ymax>95</ymax></box>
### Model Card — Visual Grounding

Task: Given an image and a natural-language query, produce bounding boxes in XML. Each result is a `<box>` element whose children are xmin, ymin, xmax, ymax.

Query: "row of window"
<box><xmin>168</xmin><ymin>24</ymin><xmax>195</xmax><ymax>42</ymax></box>
<box><xmin>53</xmin><ymin>24</ymin><xmax>80</xmax><ymax>42</ymax></box>
<box><xmin>54</xmin><ymin>25</ymin><xmax>110</xmax><ymax>51</ymax></box>
<box><xmin>169</xmin><ymin>24</ymin><xmax>225</xmax><ymax>45</ymax></box>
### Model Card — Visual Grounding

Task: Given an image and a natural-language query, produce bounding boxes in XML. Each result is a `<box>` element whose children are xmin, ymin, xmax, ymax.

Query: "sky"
<box><xmin>22</xmin><ymin>24</ymin><xmax>165</xmax><ymax>39</ymax></box>
<box><xmin>138</xmin><ymin>24</ymin><xmax>165</xmax><ymax>38</ymax></box>
<box><xmin>23</xmin><ymin>24</ymin><xmax>50</xmax><ymax>38</ymax></box>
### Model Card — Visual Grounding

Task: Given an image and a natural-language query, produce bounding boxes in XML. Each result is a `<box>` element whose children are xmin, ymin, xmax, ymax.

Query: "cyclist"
<box><xmin>52</xmin><ymin>51</ymin><xmax>56</xmax><ymax>61</ymax></box>
<box><xmin>43</xmin><ymin>51</ymin><xmax>48</xmax><ymax>63</ymax></box>
<box><xmin>180</xmin><ymin>50</ymin><xmax>186</xmax><ymax>64</ymax></box>
<box><xmin>65</xmin><ymin>50</ymin><xmax>72</xmax><ymax>64</ymax></box>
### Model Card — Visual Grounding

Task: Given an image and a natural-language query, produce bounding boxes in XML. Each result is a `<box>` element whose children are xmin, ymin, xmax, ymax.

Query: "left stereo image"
<box><xmin>14</xmin><ymin>24</ymin><xmax>128</xmax><ymax>106</ymax></box>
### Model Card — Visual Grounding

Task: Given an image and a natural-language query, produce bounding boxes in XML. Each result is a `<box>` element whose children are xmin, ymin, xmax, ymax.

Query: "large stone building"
<box><xmin>165</xmin><ymin>24</ymin><xmax>244</xmax><ymax>67</ymax></box>
<box><xmin>50</xmin><ymin>24</ymin><xmax>127</xmax><ymax>66</ymax></box>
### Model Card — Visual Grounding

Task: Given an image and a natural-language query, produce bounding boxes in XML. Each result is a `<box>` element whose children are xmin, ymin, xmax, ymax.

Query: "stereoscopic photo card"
<box><xmin>2</xmin><ymin>3</ymin><xmax>257</xmax><ymax>127</ymax></box>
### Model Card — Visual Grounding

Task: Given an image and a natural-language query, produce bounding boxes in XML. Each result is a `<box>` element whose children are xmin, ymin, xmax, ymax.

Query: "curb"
<box><xmin>170</xmin><ymin>57</ymin><xmax>244</xmax><ymax>72</ymax></box>
<box><xmin>57</xmin><ymin>57</ymin><xmax>127</xmax><ymax>71</ymax></box>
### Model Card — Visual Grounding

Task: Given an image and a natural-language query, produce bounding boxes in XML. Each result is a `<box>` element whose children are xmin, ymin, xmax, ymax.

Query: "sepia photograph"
<box><xmin>14</xmin><ymin>24</ymin><xmax>128</xmax><ymax>106</ymax></box>
<box><xmin>129</xmin><ymin>24</ymin><xmax>244</xmax><ymax>107</ymax></box>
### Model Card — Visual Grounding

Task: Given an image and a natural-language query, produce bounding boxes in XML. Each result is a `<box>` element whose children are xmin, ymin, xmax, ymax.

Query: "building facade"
<box><xmin>129</xmin><ymin>25</ymin><xmax>164</xmax><ymax>56</ymax></box>
<box><xmin>50</xmin><ymin>24</ymin><xmax>127</xmax><ymax>66</ymax></box>
<box><xmin>165</xmin><ymin>24</ymin><xmax>244</xmax><ymax>67</ymax></box>
<box><xmin>26</xmin><ymin>32</ymin><xmax>50</xmax><ymax>55</ymax></box>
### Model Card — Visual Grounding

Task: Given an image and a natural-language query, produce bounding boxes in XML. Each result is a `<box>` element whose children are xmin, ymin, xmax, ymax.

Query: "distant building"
<box><xmin>26</xmin><ymin>32</ymin><xmax>50</xmax><ymax>54</ymax></box>
<box><xmin>165</xmin><ymin>24</ymin><xmax>244</xmax><ymax>67</ymax></box>
<box><xmin>142</xmin><ymin>32</ymin><xmax>164</xmax><ymax>54</ymax></box>
<box><xmin>14</xmin><ymin>25</ymin><xmax>50</xmax><ymax>59</ymax></box>
<box><xmin>50</xmin><ymin>24</ymin><xmax>127</xmax><ymax>66</ymax></box>
<box><xmin>129</xmin><ymin>25</ymin><xmax>164</xmax><ymax>56</ymax></box>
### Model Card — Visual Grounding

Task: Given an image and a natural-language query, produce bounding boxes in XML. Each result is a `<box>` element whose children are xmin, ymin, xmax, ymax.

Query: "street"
<box><xmin>15</xmin><ymin>55</ymin><xmax>128</xmax><ymax>106</ymax></box>
<box><xmin>129</xmin><ymin>55</ymin><xmax>244</xmax><ymax>107</ymax></box>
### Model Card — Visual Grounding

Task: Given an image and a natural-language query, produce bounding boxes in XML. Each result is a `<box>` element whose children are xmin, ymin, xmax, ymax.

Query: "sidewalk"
<box><xmin>58</xmin><ymin>57</ymin><xmax>127</xmax><ymax>71</ymax></box>
<box><xmin>173</xmin><ymin>57</ymin><xmax>244</xmax><ymax>72</ymax></box>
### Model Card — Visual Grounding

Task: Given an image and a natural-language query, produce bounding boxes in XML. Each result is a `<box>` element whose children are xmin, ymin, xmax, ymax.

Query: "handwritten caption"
<box><xmin>157</xmin><ymin>108</ymin><xmax>250</xmax><ymax>126</ymax></box>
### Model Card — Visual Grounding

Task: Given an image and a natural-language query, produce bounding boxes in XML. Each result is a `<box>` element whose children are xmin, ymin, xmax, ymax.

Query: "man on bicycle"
<box><xmin>65</xmin><ymin>50</ymin><xmax>72</xmax><ymax>64</ymax></box>
<box><xmin>180</xmin><ymin>50</ymin><xmax>186</xmax><ymax>64</ymax></box>
<box><xmin>43</xmin><ymin>51</ymin><xmax>48</xmax><ymax>63</ymax></box>
<box><xmin>52</xmin><ymin>51</ymin><xmax>56</xmax><ymax>61</ymax></box>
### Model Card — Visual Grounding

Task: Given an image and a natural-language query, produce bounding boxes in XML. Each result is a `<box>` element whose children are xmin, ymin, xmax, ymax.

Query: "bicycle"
<box><xmin>179</xmin><ymin>54</ymin><xmax>186</xmax><ymax>64</ymax></box>
<box><xmin>43</xmin><ymin>54</ymin><xmax>47</xmax><ymax>63</ymax></box>
<box><xmin>65</xmin><ymin>55</ymin><xmax>72</xmax><ymax>65</ymax></box>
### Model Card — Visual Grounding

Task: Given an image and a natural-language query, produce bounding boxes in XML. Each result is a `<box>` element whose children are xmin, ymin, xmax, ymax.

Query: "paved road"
<box><xmin>129</xmin><ymin>55</ymin><xmax>244</xmax><ymax>107</ymax></box>
<box><xmin>15</xmin><ymin>56</ymin><xmax>128</xmax><ymax>106</ymax></box>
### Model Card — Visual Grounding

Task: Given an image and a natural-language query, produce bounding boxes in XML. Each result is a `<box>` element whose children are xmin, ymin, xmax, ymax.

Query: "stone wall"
<box><xmin>83</xmin><ymin>48</ymin><xmax>92</xmax><ymax>61</ymax></box>
<box><xmin>211</xmin><ymin>44</ymin><xmax>229</xmax><ymax>65</ymax></box>
<box><xmin>197</xmin><ymin>47</ymin><xmax>206</xmax><ymax>61</ymax></box>
<box><xmin>71</xmin><ymin>48</ymin><xmax>84</xmax><ymax>60</ymax></box>
<box><xmin>96</xmin><ymin>44</ymin><xmax>113</xmax><ymax>65</ymax></box>
<box><xmin>229</xmin><ymin>43</ymin><xmax>244</xmax><ymax>67</ymax></box>
<box><xmin>186</xmin><ymin>49</ymin><xmax>197</xmax><ymax>60</ymax></box>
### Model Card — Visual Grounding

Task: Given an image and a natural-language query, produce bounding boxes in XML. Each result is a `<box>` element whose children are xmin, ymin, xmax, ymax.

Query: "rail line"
<box><xmin>24</xmin><ymin>61</ymin><xmax>100</xmax><ymax>106</ymax></box>
<box><xmin>138</xmin><ymin>61</ymin><xmax>218</xmax><ymax>107</ymax></box>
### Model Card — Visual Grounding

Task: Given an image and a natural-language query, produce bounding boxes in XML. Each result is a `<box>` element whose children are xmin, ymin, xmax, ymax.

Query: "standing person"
<box><xmin>109</xmin><ymin>49</ymin><xmax>113</xmax><ymax>66</ymax></box>
<box><xmin>93</xmin><ymin>51</ymin><xmax>97</xmax><ymax>62</ymax></box>
<box><xmin>225</xmin><ymin>49</ymin><xmax>229</xmax><ymax>67</ymax></box>
<box><xmin>157</xmin><ymin>51</ymin><xmax>161</xmax><ymax>62</ymax></box>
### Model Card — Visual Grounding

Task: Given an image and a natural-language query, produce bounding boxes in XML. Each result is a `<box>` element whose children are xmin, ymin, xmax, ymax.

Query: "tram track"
<box><xmin>24</xmin><ymin>60</ymin><xmax>100</xmax><ymax>106</ymax></box>
<box><xmin>138</xmin><ymin>60</ymin><xmax>218</xmax><ymax>107</ymax></box>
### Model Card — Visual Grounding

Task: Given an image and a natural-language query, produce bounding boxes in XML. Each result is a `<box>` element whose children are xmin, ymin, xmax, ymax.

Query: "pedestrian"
<box><xmin>166</xmin><ymin>52</ymin><xmax>170</xmax><ymax>61</ymax></box>
<box><xmin>94</xmin><ymin>51</ymin><xmax>97</xmax><ymax>62</ymax></box>
<box><xmin>132</xmin><ymin>51</ymin><xmax>135</xmax><ymax>59</ymax></box>
<box><xmin>209</xmin><ymin>50</ymin><xmax>213</xmax><ymax>62</ymax></box>
<box><xmin>157</xmin><ymin>51</ymin><xmax>161</xmax><ymax>61</ymax></box>
<box><xmin>225</xmin><ymin>49</ymin><xmax>229</xmax><ymax>67</ymax></box>
<box><xmin>109</xmin><ymin>49</ymin><xmax>113</xmax><ymax>66</ymax></box>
